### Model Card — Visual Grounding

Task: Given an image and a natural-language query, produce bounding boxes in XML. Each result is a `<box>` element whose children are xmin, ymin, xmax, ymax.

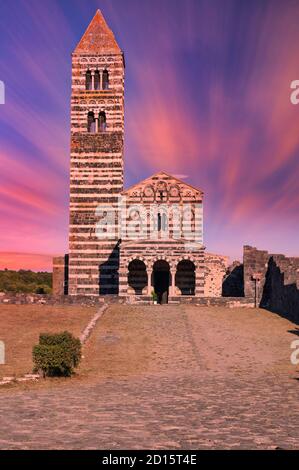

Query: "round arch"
<box><xmin>152</xmin><ymin>259</ymin><xmax>171</xmax><ymax>304</ymax></box>
<box><xmin>150</xmin><ymin>256</ymin><xmax>173</xmax><ymax>271</ymax></box>
<box><xmin>175</xmin><ymin>256</ymin><xmax>197</xmax><ymax>269</ymax></box>
<box><xmin>128</xmin><ymin>259</ymin><xmax>147</xmax><ymax>295</ymax></box>
<box><xmin>175</xmin><ymin>259</ymin><xmax>196</xmax><ymax>295</ymax></box>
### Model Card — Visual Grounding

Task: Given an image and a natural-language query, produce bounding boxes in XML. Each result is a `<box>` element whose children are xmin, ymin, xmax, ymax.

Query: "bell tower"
<box><xmin>68</xmin><ymin>10</ymin><xmax>125</xmax><ymax>295</ymax></box>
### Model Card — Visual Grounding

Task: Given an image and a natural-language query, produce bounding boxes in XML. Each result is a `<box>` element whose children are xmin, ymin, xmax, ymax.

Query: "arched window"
<box><xmin>86</xmin><ymin>70</ymin><xmax>92</xmax><ymax>90</ymax></box>
<box><xmin>94</xmin><ymin>70</ymin><xmax>100</xmax><ymax>90</ymax></box>
<box><xmin>162</xmin><ymin>213</ymin><xmax>168</xmax><ymax>231</ymax></box>
<box><xmin>87</xmin><ymin>111</ymin><xmax>96</xmax><ymax>133</ymax></box>
<box><xmin>157</xmin><ymin>213</ymin><xmax>167</xmax><ymax>232</ymax></box>
<box><xmin>102</xmin><ymin>69</ymin><xmax>109</xmax><ymax>90</ymax></box>
<box><xmin>99</xmin><ymin>111</ymin><xmax>106</xmax><ymax>132</ymax></box>
<box><xmin>157</xmin><ymin>213</ymin><xmax>162</xmax><ymax>232</ymax></box>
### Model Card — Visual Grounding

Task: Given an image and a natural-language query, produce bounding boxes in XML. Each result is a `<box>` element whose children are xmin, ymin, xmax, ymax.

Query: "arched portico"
<box><xmin>119</xmin><ymin>239</ymin><xmax>205</xmax><ymax>299</ymax></box>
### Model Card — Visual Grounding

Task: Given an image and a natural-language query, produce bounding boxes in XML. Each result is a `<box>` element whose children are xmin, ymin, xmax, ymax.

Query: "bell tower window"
<box><xmin>86</xmin><ymin>70</ymin><xmax>92</xmax><ymax>90</ymax></box>
<box><xmin>102</xmin><ymin>69</ymin><xmax>109</xmax><ymax>90</ymax></box>
<box><xmin>99</xmin><ymin>111</ymin><xmax>106</xmax><ymax>132</ymax></box>
<box><xmin>87</xmin><ymin>111</ymin><xmax>96</xmax><ymax>133</ymax></box>
<box><xmin>94</xmin><ymin>70</ymin><xmax>100</xmax><ymax>90</ymax></box>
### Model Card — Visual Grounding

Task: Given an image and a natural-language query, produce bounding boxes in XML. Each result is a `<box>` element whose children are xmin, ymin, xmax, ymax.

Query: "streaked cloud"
<box><xmin>0</xmin><ymin>0</ymin><xmax>298</xmax><ymax>266</ymax></box>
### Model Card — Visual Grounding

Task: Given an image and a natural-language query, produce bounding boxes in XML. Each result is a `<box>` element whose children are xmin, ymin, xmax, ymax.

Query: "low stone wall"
<box><xmin>197</xmin><ymin>297</ymin><xmax>254</xmax><ymax>308</ymax></box>
<box><xmin>0</xmin><ymin>292</ymin><xmax>254</xmax><ymax>308</ymax></box>
<box><xmin>80</xmin><ymin>304</ymin><xmax>108</xmax><ymax>343</ymax></box>
<box><xmin>175</xmin><ymin>296</ymin><xmax>254</xmax><ymax>307</ymax></box>
<box><xmin>0</xmin><ymin>293</ymin><xmax>106</xmax><ymax>306</ymax></box>
<box><xmin>127</xmin><ymin>294</ymin><xmax>254</xmax><ymax>307</ymax></box>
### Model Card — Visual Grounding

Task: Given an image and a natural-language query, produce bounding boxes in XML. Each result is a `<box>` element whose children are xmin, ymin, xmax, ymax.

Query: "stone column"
<box><xmin>91</xmin><ymin>72</ymin><xmax>95</xmax><ymax>90</ymax></box>
<box><xmin>147</xmin><ymin>269</ymin><xmax>152</xmax><ymax>295</ymax></box>
<box><xmin>170</xmin><ymin>269</ymin><xmax>176</xmax><ymax>296</ymax></box>
<box><xmin>95</xmin><ymin>117</ymin><xmax>99</xmax><ymax>133</ymax></box>
<box><xmin>195</xmin><ymin>267</ymin><xmax>204</xmax><ymax>297</ymax></box>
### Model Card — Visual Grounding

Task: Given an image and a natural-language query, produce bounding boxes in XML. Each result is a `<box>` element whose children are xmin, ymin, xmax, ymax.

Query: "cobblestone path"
<box><xmin>0</xmin><ymin>305</ymin><xmax>298</xmax><ymax>449</ymax></box>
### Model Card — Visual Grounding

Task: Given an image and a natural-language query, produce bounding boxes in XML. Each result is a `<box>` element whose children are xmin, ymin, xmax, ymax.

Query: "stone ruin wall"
<box><xmin>53</xmin><ymin>255</ymin><xmax>68</xmax><ymax>296</ymax></box>
<box><xmin>244</xmin><ymin>245</ymin><xmax>299</xmax><ymax>321</ymax></box>
<box><xmin>53</xmin><ymin>257</ymin><xmax>64</xmax><ymax>296</ymax></box>
<box><xmin>204</xmin><ymin>252</ymin><xmax>228</xmax><ymax>297</ymax></box>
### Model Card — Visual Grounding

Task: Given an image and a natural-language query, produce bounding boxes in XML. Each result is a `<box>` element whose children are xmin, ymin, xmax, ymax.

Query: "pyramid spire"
<box><xmin>74</xmin><ymin>10</ymin><xmax>121</xmax><ymax>54</ymax></box>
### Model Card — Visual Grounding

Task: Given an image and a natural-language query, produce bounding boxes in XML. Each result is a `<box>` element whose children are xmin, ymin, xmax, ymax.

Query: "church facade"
<box><xmin>53</xmin><ymin>10</ymin><xmax>227</xmax><ymax>303</ymax></box>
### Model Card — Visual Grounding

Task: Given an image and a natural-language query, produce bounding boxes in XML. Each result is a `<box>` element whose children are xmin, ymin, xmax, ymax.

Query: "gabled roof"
<box><xmin>122</xmin><ymin>171</ymin><xmax>204</xmax><ymax>195</ymax></box>
<box><xmin>74</xmin><ymin>10</ymin><xmax>121</xmax><ymax>55</ymax></box>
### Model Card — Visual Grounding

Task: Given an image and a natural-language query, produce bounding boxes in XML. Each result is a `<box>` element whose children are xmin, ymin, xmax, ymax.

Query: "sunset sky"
<box><xmin>0</xmin><ymin>0</ymin><xmax>299</xmax><ymax>271</ymax></box>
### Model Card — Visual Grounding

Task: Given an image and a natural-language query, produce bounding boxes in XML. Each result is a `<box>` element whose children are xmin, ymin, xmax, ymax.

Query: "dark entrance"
<box><xmin>128</xmin><ymin>259</ymin><xmax>147</xmax><ymax>295</ymax></box>
<box><xmin>175</xmin><ymin>260</ymin><xmax>195</xmax><ymax>295</ymax></box>
<box><xmin>153</xmin><ymin>260</ymin><xmax>170</xmax><ymax>304</ymax></box>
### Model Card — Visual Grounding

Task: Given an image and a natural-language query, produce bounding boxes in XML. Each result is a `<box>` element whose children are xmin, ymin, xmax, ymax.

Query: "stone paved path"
<box><xmin>0</xmin><ymin>305</ymin><xmax>298</xmax><ymax>449</ymax></box>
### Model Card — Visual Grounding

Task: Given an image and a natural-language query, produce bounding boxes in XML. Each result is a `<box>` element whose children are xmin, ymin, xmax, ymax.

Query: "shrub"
<box><xmin>151</xmin><ymin>290</ymin><xmax>158</xmax><ymax>302</ymax></box>
<box><xmin>35</xmin><ymin>285</ymin><xmax>51</xmax><ymax>294</ymax></box>
<box><xmin>33</xmin><ymin>331</ymin><xmax>81</xmax><ymax>377</ymax></box>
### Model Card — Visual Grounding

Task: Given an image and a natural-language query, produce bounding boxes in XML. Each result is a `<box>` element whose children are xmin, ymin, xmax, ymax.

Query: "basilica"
<box><xmin>53</xmin><ymin>10</ymin><xmax>227</xmax><ymax>303</ymax></box>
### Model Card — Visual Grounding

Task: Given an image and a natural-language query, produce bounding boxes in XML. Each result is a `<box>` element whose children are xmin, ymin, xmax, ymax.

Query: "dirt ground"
<box><xmin>0</xmin><ymin>304</ymin><xmax>96</xmax><ymax>377</ymax></box>
<box><xmin>80</xmin><ymin>304</ymin><xmax>298</xmax><ymax>380</ymax></box>
<box><xmin>0</xmin><ymin>304</ymin><xmax>299</xmax><ymax>449</ymax></box>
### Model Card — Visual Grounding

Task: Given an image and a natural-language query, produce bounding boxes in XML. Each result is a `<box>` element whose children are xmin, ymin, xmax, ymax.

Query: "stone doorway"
<box><xmin>153</xmin><ymin>260</ymin><xmax>170</xmax><ymax>304</ymax></box>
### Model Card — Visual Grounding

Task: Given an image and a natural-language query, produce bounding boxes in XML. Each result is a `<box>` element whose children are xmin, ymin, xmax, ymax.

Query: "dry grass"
<box><xmin>0</xmin><ymin>304</ymin><xmax>96</xmax><ymax>378</ymax></box>
<box><xmin>79</xmin><ymin>304</ymin><xmax>297</xmax><ymax>380</ymax></box>
<box><xmin>79</xmin><ymin>304</ymin><xmax>163</xmax><ymax>378</ymax></box>
<box><xmin>0</xmin><ymin>303</ymin><xmax>297</xmax><ymax>392</ymax></box>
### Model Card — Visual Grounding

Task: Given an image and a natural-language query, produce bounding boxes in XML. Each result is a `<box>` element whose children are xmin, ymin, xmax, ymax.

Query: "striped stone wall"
<box><xmin>118</xmin><ymin>172</ymin><xmax>205</xmax><ymax>297</ymax></box>
<box><xmin>119</xmin><ymin>240</ymin><xmax>205</xmax><ymax>297</ymax></box>
<box><xmin>68</xmin><ymin>16</ymin><xmax>125</xmax><ymax>296</ymax></box>
<box><xmin>120</xmin><ymin>172</ymin><xmax>203</xmax><ymax>243</ymax></box>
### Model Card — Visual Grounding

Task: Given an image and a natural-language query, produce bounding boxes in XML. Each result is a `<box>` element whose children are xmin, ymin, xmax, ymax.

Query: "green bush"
<box><xmin>33</xmin><ymin>331</ymin><xmax>81</xmax><ymax>377</ymax></box>
<box><xmin>35</xmin><ymin>285</ymin><xmax>51</xmax><ymax>294</ymax></box>
<box><xmin>151</xmin><ymin>290</ymin><xmax>158</xmax><ymax>301</ymax></box>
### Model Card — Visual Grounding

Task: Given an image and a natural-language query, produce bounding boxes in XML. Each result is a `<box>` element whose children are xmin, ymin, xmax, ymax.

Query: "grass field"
<box><xmin>0</xmin><ymin>304</ymin><xmax>96</xmax><ymax>378</ymax></box>
<box><xmin>0</xmin><ymin>303</ymin><xmax>296</xmax><ymax>386</ymax></box>
<box><xmin>79</xmin><ymin>304</ymin><xmax>296</xmax><ymax>380</ymax></box>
